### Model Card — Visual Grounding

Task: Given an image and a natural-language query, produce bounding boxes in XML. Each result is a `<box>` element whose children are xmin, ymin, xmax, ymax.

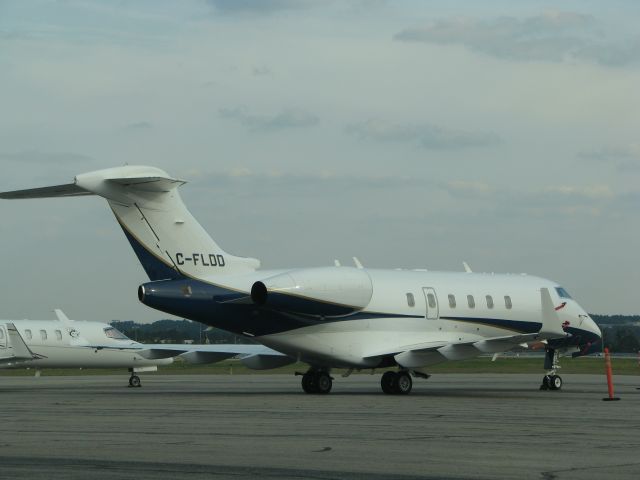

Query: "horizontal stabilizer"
<box><xmin>107</xmin><ymin>176</ymin><xmax>185</xmax><ymax>192</ymax></box>
<box><xmin>0</xmin><ymin>183</ymin><xmax>91</xmax><ymax>199</ymax></box>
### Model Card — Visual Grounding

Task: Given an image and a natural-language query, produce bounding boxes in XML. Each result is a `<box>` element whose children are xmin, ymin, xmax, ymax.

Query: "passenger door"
<box><xmin>422</xmin><ymin>287</ymin><xmax>439</xmax><ymax>320</ymax></box>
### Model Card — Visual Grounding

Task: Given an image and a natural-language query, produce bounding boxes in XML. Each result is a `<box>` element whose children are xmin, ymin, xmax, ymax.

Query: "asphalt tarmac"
<box><xmin>1</xmin><ymin>373</ymin><xmax>639</xmax><ymax>479</ymax></box>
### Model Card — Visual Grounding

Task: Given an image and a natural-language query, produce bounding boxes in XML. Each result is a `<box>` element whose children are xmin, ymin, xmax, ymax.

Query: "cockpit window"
<box><xmin>103</xmin><ymin>327</ymin><xmax>130</xmax><ymax>340</ymax></box>
<box><xmin>555</xmin><ymin>287</ymin><xmax>572</xmax><ymax>299</ymax></box>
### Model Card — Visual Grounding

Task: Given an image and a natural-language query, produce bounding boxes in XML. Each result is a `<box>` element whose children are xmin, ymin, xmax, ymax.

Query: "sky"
<box><xmin>0</xmin><ymin>0</ymin><xmax>639</xmax><ymax>322</ymax></box>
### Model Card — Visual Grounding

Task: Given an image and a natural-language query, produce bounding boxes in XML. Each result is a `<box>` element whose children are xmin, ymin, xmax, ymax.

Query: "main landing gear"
<box><xmin>128</xmin><ymin>374</ymin><xmax>141</xmax><ymax>388</ymax></box>
<box><xmin>381</xmin><ymin>370</ymin><xmax>413</xmax><ymax>395</ymax></box>
<box><xmin>300</xmin><ymin>370</ymin><xmax>333</xmax><ymax>394</ymax></box>
<box><xmin>540</xmin><ymin>348</ymin><xmax>563</xmax><ymax>391</ymax></box>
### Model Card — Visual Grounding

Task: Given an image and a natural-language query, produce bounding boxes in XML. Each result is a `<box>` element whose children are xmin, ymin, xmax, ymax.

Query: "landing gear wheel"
<box><xmin>395</xmin><ymin>372</ymin><xmax>413</xmax><ymax>395</ymax></box>
<box><xmin>301</xmin><ymin>372</ymin><xmax>318</xmax><ymax>394</ymax></box>
<box><xmin>549</xmin><ymin>375</ymin><xmax>562</xmax><ymax>391</ymax></box>
<box><xmin>540</xmin><ymin>375</ymin><xmax>551</xmax><ymax>390</ymax></box>
<box><xmin>129</xmin><ymin>375</ymin><xmax>141</xmax><ymax>388</ymax></box>
<box><xmin>316</xmin><ymin>372</ymin><xmax>333</xmax><ymax>394</ymax></box>
<box><xmin>381</xmin><ymin>371</ymin><xmax>397</xmax><ymax>394</ymax></box>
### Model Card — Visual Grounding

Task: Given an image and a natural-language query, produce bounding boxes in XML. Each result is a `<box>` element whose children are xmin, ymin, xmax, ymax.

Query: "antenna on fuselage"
<box><xmin>334</xmin><ymin>259</ymin><xmax>341</xmax><ymax>267</ymax></box>
<box><xmin>463</xmin><ymin>261</ymin><xmax>472</xmax><ymax>273</ymax></box>
<box><xmin>352</xmin><ymin>257</ymin><xmax>364</xmax><ymax>269</ymax></box>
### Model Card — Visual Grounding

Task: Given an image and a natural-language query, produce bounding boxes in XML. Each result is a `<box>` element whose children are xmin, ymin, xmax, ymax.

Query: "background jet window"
<box><xmin>25</xmin><ymin>329</ymin><xmax>32</xmax><ymax>340</ymax></box>
<box><xmin>486</xmin><ymin>295</ymin><xmax>494</xmax><ymax>309</ymax></box>
<box><xmin>103</xmin><ymin>327</ymin><xmax>130</xmax><ymax>340</ymax></box>
<box><xmin>406</xmin><ymin>293</ymin><xmax>415</xmax><ymax>307</ymax></box>
<box><xmin>448</xmin><ymin>294</ymin><xmax>456</xmax><ymax>308</ymax></box>
<box><xmin>504</xmin><ymin>296</ymin><xmax>513</xmax><ymax>309</ymax></box>
<box><xmin>427</xmin><ymin>293</ymin><xmax>436</xmax><ymax>308</ymax></box>
<box><xmin>467</xmin><ymin>295</ymin><xmax>475</xmax><ymax>308</ymax></box>
<box><xmin>55</xmin><ymin>330</ymin><xmax>63</xmax><ymax>341</ymax></box>
<box><xmin>40</xmin><ymin>329</ymin><xmax>47</xmax><ymax>341</ymax></box>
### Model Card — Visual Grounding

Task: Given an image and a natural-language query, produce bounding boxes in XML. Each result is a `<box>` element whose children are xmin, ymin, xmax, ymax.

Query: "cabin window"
<box><xmin>427</xmin><ymin>293</ymin><xmax>436</xmax><ymax>309</ymax></box>
<box><xmin>25</xmin><ymin>329</ymin><xmax>32</xmax><ymax>340</ymax></box>
<box><xmin>55</xmin><ymin>330</ymin><xmax>63</xmax><ymax>341</ymax></box>
<box><xmin>406</xmin><ymin>293</ymin><xmax>415</xmax><ymax>307</ymax></box>
<box><xmin>467</xmin><ymin>295</ymin><xmax>475</xmax><ymax>308</ymax></box>
<box><xmin>504</xmin><ymin>296</ymin><xmax>512</xmax><ymax>309</ymax></box>
<box><xmin>0</xmin><ymin>329</ymin><xmax>4</xmax><ymax>340</ymax></box>
<box><xmin>486</xmin><ymin>295</ymin><xmax>494</xmax><ymax>309</ymax></box>
<box><xmin>448</xmin><ymin>294</ymin><xmax>456</xmax><ymax>308</ymax></box>
<box><xmin>40</xmin><ymin>330</ymin><xmax>47</xmax><ymax>341</ymax></box>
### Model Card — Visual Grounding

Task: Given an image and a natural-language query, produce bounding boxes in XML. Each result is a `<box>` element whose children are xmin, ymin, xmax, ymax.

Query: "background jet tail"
<box><xmin>0</xmin><ymin>165</ymin><xmax>260</xmax><ymax>280</ymax></box>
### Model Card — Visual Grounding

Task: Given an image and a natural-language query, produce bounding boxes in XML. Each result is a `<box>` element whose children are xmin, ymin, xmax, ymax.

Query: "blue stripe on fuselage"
<box><xmin>139</xmin><ymin>278</ymin><xmax>544</xmax><ymax>337</ymax></box>
<box><xmin>440</xmin><ymin>316</ymin><xmax>542</xmax><ymax>334</ymax></box>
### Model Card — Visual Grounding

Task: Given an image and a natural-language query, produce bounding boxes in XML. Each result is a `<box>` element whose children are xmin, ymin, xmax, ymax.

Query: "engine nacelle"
<box><xmin>251</xmin><ymin>266</ymin><xmax>373</xmax><ymax>317</ymax></box>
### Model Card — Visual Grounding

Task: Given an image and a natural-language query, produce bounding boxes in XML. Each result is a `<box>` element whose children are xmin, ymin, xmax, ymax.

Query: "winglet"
<box><xmin>6</xmin><ymin>323</ymin><xmax>42</xmax><ymax>360</ymax></box>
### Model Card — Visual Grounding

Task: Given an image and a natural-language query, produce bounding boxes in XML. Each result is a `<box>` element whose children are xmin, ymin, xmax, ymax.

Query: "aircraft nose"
<box><xmin>571</xmin><ymin>314</ymin><xmax>602</xmax><ymax>357</ymax></box>
<box><xmin>583</xmin><ymin>315</ymin><xmax>602</xmax><ymax>342</ymax></box>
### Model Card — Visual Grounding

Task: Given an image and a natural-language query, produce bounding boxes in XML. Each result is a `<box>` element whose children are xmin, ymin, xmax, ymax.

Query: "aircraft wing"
<box><xmin>73</xmin><ymin>342</ymin><xmax>295</xmax><ymax>369</ymax></box>
<box><xmin>363</xmin><ymin>333</ymin><xmax>543</xmax><ymax>368</ymax></box>
<box><xmin>0</xmin><ymin>323</ymin><xmax>45</xmax><ymax>365</ymax></box>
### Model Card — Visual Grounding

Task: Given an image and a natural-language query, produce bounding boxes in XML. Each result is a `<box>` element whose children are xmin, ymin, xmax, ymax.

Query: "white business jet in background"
<box><xmin>0</xmin><ymin>309</ymin><xmax>291</xmax><ymax>387</ymax></box>
<box><xmin>1</xmin><ymin>166</ymin><xmax>602</xmax><ymax>394</ymax></box>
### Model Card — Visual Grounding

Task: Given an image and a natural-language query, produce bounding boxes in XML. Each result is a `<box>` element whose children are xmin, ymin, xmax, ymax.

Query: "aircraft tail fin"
<box><xmin>0</xmin><ymin>166</ymin><xmax>260</xmax><ymax>280</ymax></box>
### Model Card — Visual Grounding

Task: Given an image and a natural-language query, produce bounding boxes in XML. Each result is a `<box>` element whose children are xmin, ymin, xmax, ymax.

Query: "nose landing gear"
<box><xmin>540</xmin><ymin>348</ymin><xmax>563</xmax><ymax>391</ymax></box>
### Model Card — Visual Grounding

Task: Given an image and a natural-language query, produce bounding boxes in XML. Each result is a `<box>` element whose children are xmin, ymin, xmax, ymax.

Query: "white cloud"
<box><xmin>346</xmin><ymin>119</ymin><xmax>500</xmax><ymax>149</ymax></box>
<box><xmin>219</xmin><ymin>107</ymin><xmax>320</xmax><ymax>132</ymax></box>
<box><xmin>445</xmin><ymin>180</ymin><xmax>494</xmax><ymax>196</ymax></box>
<box><xmin>394</xmin><ymin>11</ymin><xmax>640</xmax><ymax>66</ymax></box>
<box><xmin>541</xmin><ymin>185</ymin><xmax>614</xmax><ymax>200</ymax></box>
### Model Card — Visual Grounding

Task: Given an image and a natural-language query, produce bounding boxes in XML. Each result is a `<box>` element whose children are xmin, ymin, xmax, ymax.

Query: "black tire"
<box><xmin>549</xmin><ymin>375</ymin><xmax>562</xmax><ymax>391</ymax></box>
<box><xmin>395</xmin><ymin>372</ymin><xmax>413</xmax><ymax>395</ymax></box>
<box><xmin>129</xmin><ymin>375</ymin><xmax>141</xmax><ymax>388</ymax></box>
<box><xmin>316</xmin><ymin>372</ymin><xmax>333</xmax><ymax>394</ymax></box>
<box><xmin>301</xmin><ymin>372</ymin><xmax>318</xmax><ymax>394</ymax></box>
<box><xmin>540</xmin><ymin>375</ymin><xmax>551</xmax><ymax>390</ymax></box>
<box><xmin>381</xmin><ymin>371</ymin><xmax>398</xmax><ymax>394</ymax></box>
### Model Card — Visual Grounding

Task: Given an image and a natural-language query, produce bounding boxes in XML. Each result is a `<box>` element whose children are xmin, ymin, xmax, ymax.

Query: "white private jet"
<box><xmin>0</xmin><ymin>309</ymin><xmax>291</xmax><ymax>386</ymax></box>
<box><xmin>1</xmin><ymin>166</ymin><xmax>602</xmax><ymax>394</ymax></box>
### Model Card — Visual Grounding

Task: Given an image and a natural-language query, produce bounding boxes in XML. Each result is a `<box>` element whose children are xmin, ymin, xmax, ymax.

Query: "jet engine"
<box><xmin>251</xmin><ymin>266</ymin><xmax>373</xmax><ymax>317</ymax></box>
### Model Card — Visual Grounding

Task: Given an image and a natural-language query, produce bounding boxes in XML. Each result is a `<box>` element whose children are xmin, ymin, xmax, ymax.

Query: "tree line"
<box><xmin>111</xmin><ymin>315</ymin><xmax>640</xmax><ymax>353</ymax></box>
